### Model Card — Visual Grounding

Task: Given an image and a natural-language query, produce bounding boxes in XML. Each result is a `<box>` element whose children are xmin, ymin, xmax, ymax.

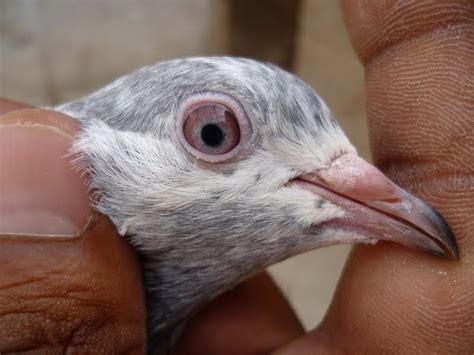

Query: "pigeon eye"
<box><xmin>177</xmin><ymin>93</ymin><xmax>255</xmax><ymax>163</ymax></box>
<box><xmin>183</xmin><ymin>104</ymin><xmax>240</xmax><ymax>155</ymax></box>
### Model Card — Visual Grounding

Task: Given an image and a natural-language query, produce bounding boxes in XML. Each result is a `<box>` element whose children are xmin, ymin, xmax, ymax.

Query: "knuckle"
<box><xmin>0</xmin><ymin>284</ymin><xmax>145</xmax><ymax>353</ymax></box>
<box><xmin>0</xmin><ymin>278</ymin><xmax>103</xmax><ymax>353</ymax></box>
<box><xmin>0</xmin><ymin>232</ymin><xmax>146</xmax><ymax>353</ymax></box>
<box><xmin>342</xmin><ymin>0</ymin><xmax>473</xmax><ymax>64</ymax></box>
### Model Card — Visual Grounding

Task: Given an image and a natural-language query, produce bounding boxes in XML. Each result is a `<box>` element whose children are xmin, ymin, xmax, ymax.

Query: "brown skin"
<box><xmin>1</xmin><ymin>0</ymin><xmax>472</xmax><ymax>353</ymax></box>
<box><xmin>0</xmin><ymin>109</ymin><xmax>147</xmax><ymax>353</ymax></box>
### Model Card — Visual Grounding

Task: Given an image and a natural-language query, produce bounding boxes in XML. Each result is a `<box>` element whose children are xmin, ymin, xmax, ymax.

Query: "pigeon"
<box><xmin>55</xmin><ymin>57</ymin><xmax>458</xmax><ymax>353</ymax></box>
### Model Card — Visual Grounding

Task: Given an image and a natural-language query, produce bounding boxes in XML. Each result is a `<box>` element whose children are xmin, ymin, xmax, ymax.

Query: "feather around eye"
<box><xmin>176</xmin><ymin>92</ymin><xmax>255</xmax><ymax>163</ymax></box>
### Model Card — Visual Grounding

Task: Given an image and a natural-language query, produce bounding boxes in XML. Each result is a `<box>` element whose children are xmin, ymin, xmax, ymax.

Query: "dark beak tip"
<box><xmin>444</xmin><ymin>229</ymin><xmax>459</xmax><ymax>260</ymax></box>
<box><xmin>429</xmin><ymin>244</ymin><xmax>458</xmax><ymax>261</ymax></box>
<box><xmin>433</xmin><ymin>229</ymin><xmax>459</xmax><ymax>260</ymax></box>
<box><xmin>428</xmin><ymin>205</ymin><xmax>459</xmax><ymax>260</ymax></box>
<box><xmin>429</xmin><ymin>248</ymin><xmax>450</xmax><ymax>260</ymax></box>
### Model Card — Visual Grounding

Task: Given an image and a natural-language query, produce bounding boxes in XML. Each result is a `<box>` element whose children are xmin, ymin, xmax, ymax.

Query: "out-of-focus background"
<box><xmin>0</xmin><ymin>0</ymin><xmax>369</xmax><ymax>330</ymax></box>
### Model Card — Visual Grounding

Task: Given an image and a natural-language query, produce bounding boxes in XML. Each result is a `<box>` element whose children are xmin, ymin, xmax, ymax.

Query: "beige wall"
<box><xmin>0</xmin><ymin>0</ymin><xmax>225</xmax><ymax>104</ymax></box>
<box><xmin>0</xmin><ymin>0</ymin><xmax>369</xmax><ymax>330</ymax></box>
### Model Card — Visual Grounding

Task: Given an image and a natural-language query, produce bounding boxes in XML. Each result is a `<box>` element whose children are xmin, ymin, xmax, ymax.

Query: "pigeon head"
<box><xmin>57</xmin><ymin>57</ymin><xmax>457</xmax><ymax>349</ymax></box>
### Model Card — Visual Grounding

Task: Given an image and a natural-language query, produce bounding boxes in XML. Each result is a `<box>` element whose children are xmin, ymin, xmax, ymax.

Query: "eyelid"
<box><xmin>176</xmin><ymin>92</ymin><xmax>257</xmax><ymax>163</ymax></box>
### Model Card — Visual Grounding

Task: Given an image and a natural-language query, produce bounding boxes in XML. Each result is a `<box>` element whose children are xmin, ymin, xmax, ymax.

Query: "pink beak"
<box><xmin>292</xmin><ymin>154</ymin><xmax>458</xmax><ymax>259</ymax></box>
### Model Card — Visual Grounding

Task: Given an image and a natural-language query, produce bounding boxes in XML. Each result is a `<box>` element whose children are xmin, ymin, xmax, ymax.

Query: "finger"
<box><xmin>0</xmin><ymin>109</ymin><xmax>146</xmax><ymax>353</ymax></box>
<box><xmin>316</xmin><ymin>1</ymin><xmax>473</xmax><ymax>353</ymax></box>
<box><xmin>0</xmin><ymin>98</ymin><xmax>33</xmax><ymax>115</ymax></box>
<box><xmin>273</xmin><ymin>1</ymin><xmax>473</xmax><ymax>353</ymax></box>
<box><xmin>171</xmin><ymin>272</ymin><xmax>304</xmax><ymax>355</ymax></box>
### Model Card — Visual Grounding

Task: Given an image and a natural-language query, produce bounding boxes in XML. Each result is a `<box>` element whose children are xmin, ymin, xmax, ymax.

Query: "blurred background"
<box><xmin>0</xmin><ymin>0</ymin><xmax>369</xmax><ymax>330</ymax></box>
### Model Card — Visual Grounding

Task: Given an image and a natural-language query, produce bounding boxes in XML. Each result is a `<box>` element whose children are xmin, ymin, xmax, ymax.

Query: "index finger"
<box><xmin>319</xmin><ymin>1</ymin><xmax>473</xmax><ymax>353</ymax></box>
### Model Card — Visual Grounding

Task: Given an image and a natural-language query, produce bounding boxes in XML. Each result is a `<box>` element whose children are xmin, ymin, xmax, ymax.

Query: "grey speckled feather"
<box><xmin>55</xmin><ymin>57</ymin><xmax>368</xmax><ymax>353</ymax></box>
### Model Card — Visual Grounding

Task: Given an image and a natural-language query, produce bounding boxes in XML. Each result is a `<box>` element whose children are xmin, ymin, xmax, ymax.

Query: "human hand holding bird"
<box><xmin>1</xmin><ymin>1</ymin><xmax>472</xmax><ymax>354</ymax></box>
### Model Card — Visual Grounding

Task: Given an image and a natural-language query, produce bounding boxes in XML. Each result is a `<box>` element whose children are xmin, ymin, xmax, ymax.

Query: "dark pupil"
<box><xmin>201</xmin><ymin>124</ymin><xmax>224</xmax><ymax>147</ymax></box>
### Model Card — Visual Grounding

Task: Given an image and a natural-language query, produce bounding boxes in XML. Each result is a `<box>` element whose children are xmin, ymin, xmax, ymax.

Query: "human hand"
<box><xmin>0</xmin><ymin>104</ymin><xmax>147</xmax><ymax>353</ymax></box>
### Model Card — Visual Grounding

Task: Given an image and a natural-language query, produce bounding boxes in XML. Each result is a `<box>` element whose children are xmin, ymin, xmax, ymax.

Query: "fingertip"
<box><xmin>340</xmin><ymin>0</ymin><xmax>473</xmax><ymax>64</ymax></box>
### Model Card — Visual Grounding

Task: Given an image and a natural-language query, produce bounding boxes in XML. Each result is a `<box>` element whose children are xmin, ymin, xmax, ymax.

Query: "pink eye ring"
<box><xmin>176</xmin><ymin>93</ymin><xmax>255</xmax><ymax>163</ymax></box>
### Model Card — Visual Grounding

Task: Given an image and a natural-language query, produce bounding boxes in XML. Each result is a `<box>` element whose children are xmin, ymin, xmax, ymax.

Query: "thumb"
<box><xmin>0</xmin><ymin>105</ymin><xmax>146</xmax><ymax>353</ymax></box>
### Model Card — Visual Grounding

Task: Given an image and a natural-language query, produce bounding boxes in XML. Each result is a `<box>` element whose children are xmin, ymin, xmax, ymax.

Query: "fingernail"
<box><xmin>0</xmin><ymin>114</ymin><xmax>91</xmax><ymax>237</ymax></box>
